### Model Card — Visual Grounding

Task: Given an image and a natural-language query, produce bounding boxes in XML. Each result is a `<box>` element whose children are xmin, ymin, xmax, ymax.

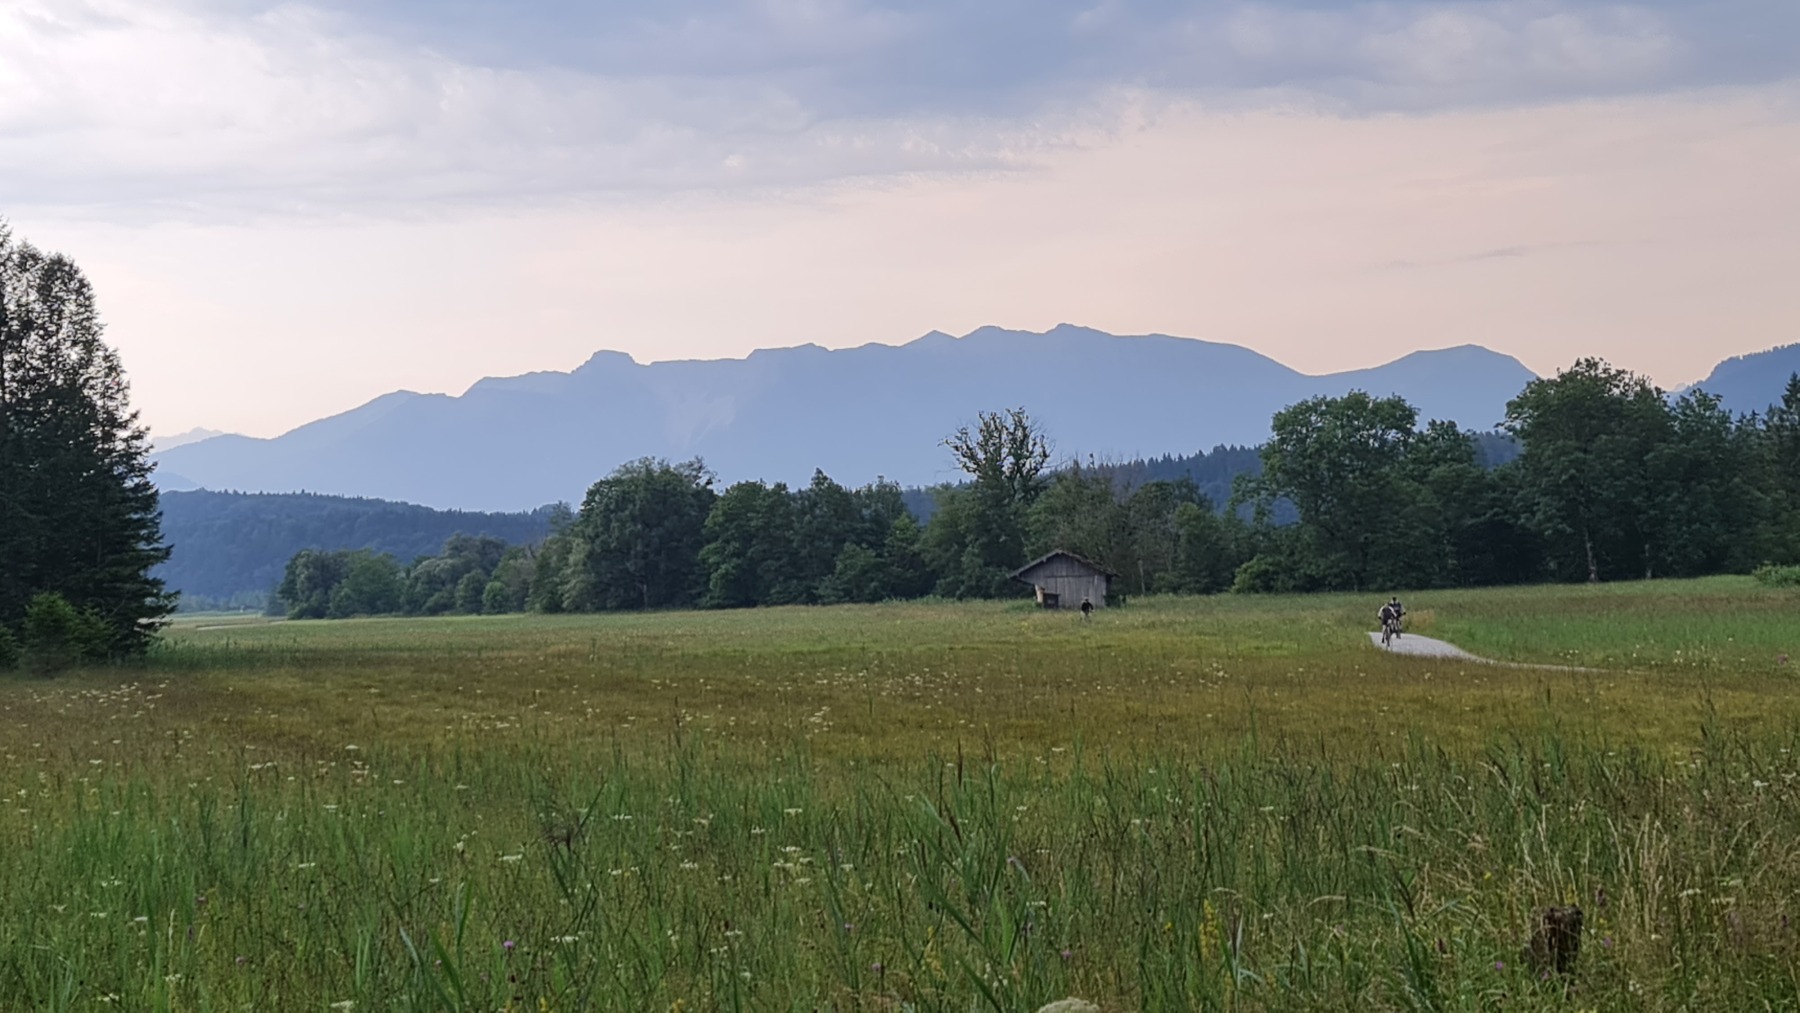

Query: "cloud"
<box><xmin>1</xmin><ymin>0</ymin><xmax>1796</xmax><ymax>217</ymax></box>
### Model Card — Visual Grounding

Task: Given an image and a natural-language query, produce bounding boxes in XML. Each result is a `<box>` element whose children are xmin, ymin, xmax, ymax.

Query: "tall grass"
<box><xmin>5</xmin><ymin>729</ymin><xmax>1799</xmax><ymax>1009</ymax></box>
<box><xmin>0</xmin><ymin>577</ymin><xmax>1795</xmax><ymax>1008</ymax></box>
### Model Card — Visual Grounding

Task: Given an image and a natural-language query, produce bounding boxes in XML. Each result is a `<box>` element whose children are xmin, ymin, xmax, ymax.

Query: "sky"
<box><xmin>3</xmin><ymin>0</ymin><xmax>1797</xmax><ymax>439</ymax></box>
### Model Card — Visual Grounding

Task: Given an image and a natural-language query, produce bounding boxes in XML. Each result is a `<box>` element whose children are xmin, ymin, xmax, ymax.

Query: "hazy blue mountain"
<box><xmin>151</xmin><ymin>427</ymin><xmax>228</xmax><ymax>452</ymax></box>
<box><xmin>1688</xmin><ymin>343</ymin><xmax>1800</xmax><ymax>417</ymax></box>
<box><xmin>154</xmin><ymin>325</ymin><xmax>1539</xmax><ymax>512</ymax></box>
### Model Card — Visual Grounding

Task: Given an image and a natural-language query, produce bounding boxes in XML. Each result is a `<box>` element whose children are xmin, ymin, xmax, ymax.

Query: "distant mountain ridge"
<box><xmin>153</xmin><ymin>325</ymin><xmax>1540</xmax><ymax>512</ymax></box>
<box><xmin>1686</xmin><ymin>343</ymin><xmax>1800</xmax><ymax>417</ymax></box>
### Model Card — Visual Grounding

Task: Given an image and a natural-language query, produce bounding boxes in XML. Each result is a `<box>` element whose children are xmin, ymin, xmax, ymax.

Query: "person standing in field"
<box><xmin>1080</xmin><ymin>596</ymin><xmax>1094</xmax><ymax>620</ymax></box>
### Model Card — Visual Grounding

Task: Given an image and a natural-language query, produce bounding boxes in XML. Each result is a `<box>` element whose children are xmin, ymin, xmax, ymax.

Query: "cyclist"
<box><xmin>1378</xmin><ymin>597</ymin><xmax>1406</xmax><ymax>642</ymax></box>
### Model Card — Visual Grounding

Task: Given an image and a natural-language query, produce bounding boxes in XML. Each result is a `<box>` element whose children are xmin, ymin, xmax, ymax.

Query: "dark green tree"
<box><xmin>1504</xmin><ymin>359</ymin><xmax>1669</xmax><ymax>582</ymax></box>
<box><xmin>1644</xmin><ymin>391</ymin><xmax>1766</xmax><ymax>577</ymax></box>
<box><xmin>699</xmin><ymin>480</ymin><xmax>799</xmax><ymax>608</ymax></box>
<box><xmin>1241</xmin><ymin>392</ymin><xmax>1435</xmax><ymax>590</ymax></box>
<box><xmin>481</xmin><ymin>546</ymin><xmax>536</xmax><ymax>614</ymax></box>
<box><xmin>566</xmin><ymin>458</ymin><xmax>716</xmax><ymax>611</ymax></box>
<box><xmin>527</xmin><ymin>504</ymin><xmax>576</xmax><ymax>613</ymax></box>
<box><xmin>20</xmin><ymin>592</ymin><xmax>110</xmax><ymax>674</ymax></box>
<box><xmin>930</xmin><ymin>408</ymin><xmax>1051</xmax><ymax>595</ymax></box>
<box><xmin>0</xmin><ymin>220</ymin><xmax>172</xmax><ymax>653</ymax></box>
<box><xmin>790</xmin><ymin>471</ymin><xmax>860</xmax><ymax>598</ymax></box>
<box><xmin>1761</xmin><ymin>374</ymin><xmax>1800</xmax><ymax>563</ymax></box>
<box><xmin>276</xmin><ymin>548</ymin><xmax>351</xmax><ymax>619</ymax></box>
<box><xmin>327</xmin><ymin>551</ymin><xmax>404</xmax><ymax>618</ymax></box>
<box><xmin>1025</xmin><ymin>465</ymin><xmax>1116</xmax><ymax>567</ymax></box>
<box><xmin>1164</xmin><ymin>499</ymin><xmax>1250</xmax><ymax>594</ymax></box>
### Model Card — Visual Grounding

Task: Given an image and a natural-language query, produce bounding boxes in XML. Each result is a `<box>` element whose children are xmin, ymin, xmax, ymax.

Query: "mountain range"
<box><xmin>152</xmin><ymin>326</ymin><xmax>1795</xmax><ymax>514</ymax></box>
<box><xmin>1686</xmin><ymin>343</ymin><xmax>1800</xmax><ymax>416</ymax></box>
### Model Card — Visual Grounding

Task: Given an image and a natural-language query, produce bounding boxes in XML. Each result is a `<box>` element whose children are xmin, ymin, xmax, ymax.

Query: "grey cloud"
<box><xmin>2</xmin><ymin>0</ymin><xmax>1797</xmax><ymax>216</ymax></box>
<box><xmin>305</xmin><ymin>0</ymin><xmax>1800</xmax><ymax>109</ymax></box>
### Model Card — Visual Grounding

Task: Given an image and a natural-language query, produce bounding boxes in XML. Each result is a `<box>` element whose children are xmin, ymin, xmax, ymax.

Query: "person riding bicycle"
<box><xmin>1378</xmin><ymin>597</ymin><xmax>1405</xmax><ymax>638</ymax></box>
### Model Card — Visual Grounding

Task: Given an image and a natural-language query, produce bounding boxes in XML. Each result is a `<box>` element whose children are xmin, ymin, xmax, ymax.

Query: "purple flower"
<box><xmin>502</xmin><ymin>939</ymin><xmax>516</xmax><ymax>952</ymax></box>
<box><xmin>843</xmin><ymin>922</ymin><xmax>854</xmax><ymax>933</ymax></box>
<box><xmin>870</xmin><ymin>962</ymin><xmax>883</xmax><ymax>973</ymax></box>
<box><xmin>1494</xmin><ymin>960</ymin><xmax>1505</xmax><ymax>971</ymax></box>
<box><xmin>1060</xmin><ymin>948</ymin><xmax>1074</xmax><ymax>961</ymax></box>
<box><xmin>1602</xmin><ymin>936</ymin><xmax>1614</xmax><ymax>949</ymax></box>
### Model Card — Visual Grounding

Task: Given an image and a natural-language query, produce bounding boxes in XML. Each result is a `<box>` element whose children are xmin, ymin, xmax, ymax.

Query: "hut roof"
<box><xmin>1010</xmin><ymin>549</ymin><xmax>1119</xmax><ymax>583</ymax></box>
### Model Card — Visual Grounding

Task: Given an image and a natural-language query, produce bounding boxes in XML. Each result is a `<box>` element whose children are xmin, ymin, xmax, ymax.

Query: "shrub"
<box><xmin>21</xmin><ymin>593</ymin><xmax>109</xmax><ymax>675</ymax></box>
<box><xmin>1753</xmin><ymin>564</ymin><xmax>1800</xmax><ymax>588</ymax></box>
<box><xmin>0</xmin><ymin>626</ymin><xmax>17</xmax><ymax>671</ymax></box>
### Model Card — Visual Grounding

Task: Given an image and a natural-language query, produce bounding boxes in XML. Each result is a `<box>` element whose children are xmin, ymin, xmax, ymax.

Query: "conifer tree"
<box><xmin>0</xmin><ymin>219</ymin><xmax>173</xmax><ymax>654</ymax></box>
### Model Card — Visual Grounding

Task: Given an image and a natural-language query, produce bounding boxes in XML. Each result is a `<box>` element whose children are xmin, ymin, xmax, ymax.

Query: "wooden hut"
<box><xmin>1012</xmin><ymin>550</ymin><xmax>1116</xmax><ymax>609</ymax></box>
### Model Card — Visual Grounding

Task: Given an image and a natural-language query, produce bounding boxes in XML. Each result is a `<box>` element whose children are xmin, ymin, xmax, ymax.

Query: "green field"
<box><xmin>3</xmin><ymin>579</ymin><xmax>1798</xmax><ymax>1010</ymax></box>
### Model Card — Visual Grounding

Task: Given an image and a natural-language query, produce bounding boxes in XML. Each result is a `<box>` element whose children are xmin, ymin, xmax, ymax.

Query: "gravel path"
<box><xmin>1366</xmin><ymin>631</ymin><xmax>1484</xmax><ymax>661</ymax></box>
<box><xmin>1366</xmin><ymin>631</ymin><xmax>1599</xmax><ymax>672</ymax></box>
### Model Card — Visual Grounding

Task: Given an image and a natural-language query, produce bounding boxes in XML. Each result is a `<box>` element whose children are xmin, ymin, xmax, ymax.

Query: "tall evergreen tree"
<box><xmin>0</xmin><ymin>219</ymin><xmax>172</xmax><ymax>653</ymax></box>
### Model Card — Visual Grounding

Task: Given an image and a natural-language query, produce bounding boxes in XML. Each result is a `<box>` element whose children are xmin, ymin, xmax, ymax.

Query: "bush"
<box><xmin>1753</xmin><ymin>564</ymin><xmax>1800</xmax><ymax>588</ymax></box>
<box><xmin>21</xmin><ymin>593</ymin><xmax>110</xmax><ymax>675</ymax></box>
<box><xmin>0</xmin><ymin>626</ymin><xmax>17</xmax><ymax>671</ymax></box>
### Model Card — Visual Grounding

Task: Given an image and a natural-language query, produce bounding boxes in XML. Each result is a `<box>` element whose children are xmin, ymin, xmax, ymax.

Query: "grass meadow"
<box><xmin>2</xmin><ymin>578</ymin><xmax>1798</xmax><ymax>1010</ymax></box>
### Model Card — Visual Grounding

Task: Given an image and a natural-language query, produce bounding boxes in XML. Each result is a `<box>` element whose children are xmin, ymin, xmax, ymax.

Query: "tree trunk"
<box><xmin>1583</xmin><ymin>527</ymin><xmax>1598</xmax><ymax>583</ymax></box>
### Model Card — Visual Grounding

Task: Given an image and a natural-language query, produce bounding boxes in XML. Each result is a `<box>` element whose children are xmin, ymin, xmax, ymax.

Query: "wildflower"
<box><xmin>784</xmin><ymin>808</ymin><xmax>803</xmax><ymax>816</ymax></box>
<box><xmin>1060</xmin><ymin>949</ymin><xmax>1074</xmax><ymax>961</ymax></box>
<box><xmin>499</xmin><ymin>854</ymin><xmax>524</xmax><ymax>863</ymax></box>
<box><xmin>1602</xmin><ymin>937</ymin><xmax>1615</xmax><ymax>949</ymax></box>
<box><xmin>502</xmin><ymin>940</ymin><xmax>516</xmax><ymax>952</ymax></box>
<box><xmin>1494</xmin><ymin>961</ymin><xmax>1505</xmax><ymax>971</ymax></box>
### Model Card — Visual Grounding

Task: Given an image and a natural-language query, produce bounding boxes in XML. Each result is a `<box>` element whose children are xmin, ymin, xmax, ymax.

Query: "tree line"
<box><xmin>277</xmin><ymin>360</ymin><xmax>1800</xmax><ymax>618</ymax></box>
<box><xmin>1240</xmin><ymin>360</ymin><xmax>1800</xmax><ymax>590</ymax></box>
<box><xmin>161</xmin><ymin>490</ymin><xmax>556</xmax><ymax>610</ymax></box>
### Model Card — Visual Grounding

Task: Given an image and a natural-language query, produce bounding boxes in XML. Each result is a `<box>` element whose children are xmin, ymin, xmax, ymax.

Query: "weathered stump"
<box><xmin>1524</xmin><ymin>905</ymin><xmax>1584</xmax><ymax>975</ymax></box>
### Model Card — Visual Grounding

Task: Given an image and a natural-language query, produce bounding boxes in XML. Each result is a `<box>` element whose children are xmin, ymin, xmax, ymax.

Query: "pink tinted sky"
<box><xmin>4</xmin><ymin>2</ymin><xmax>1797</xmax><ymax>439</ymax></box>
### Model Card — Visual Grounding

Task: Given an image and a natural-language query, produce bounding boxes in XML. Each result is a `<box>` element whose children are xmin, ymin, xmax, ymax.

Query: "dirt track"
<box><xmin>1365</xmin><ymin>631</ymin><xmax>1481</xmax><ymax>660</ymax></box>
<box><xmin>1366</xmin><ymin>630</ymin><xmax>1600</xmax><ymax>672</ymax></box>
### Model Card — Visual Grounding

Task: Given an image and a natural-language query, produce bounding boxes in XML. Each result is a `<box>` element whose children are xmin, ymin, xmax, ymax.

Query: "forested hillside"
<box><xmin>159</xmin><ymin>491</ymin><xmax>555</xmax><ymax>608</ymax></box>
